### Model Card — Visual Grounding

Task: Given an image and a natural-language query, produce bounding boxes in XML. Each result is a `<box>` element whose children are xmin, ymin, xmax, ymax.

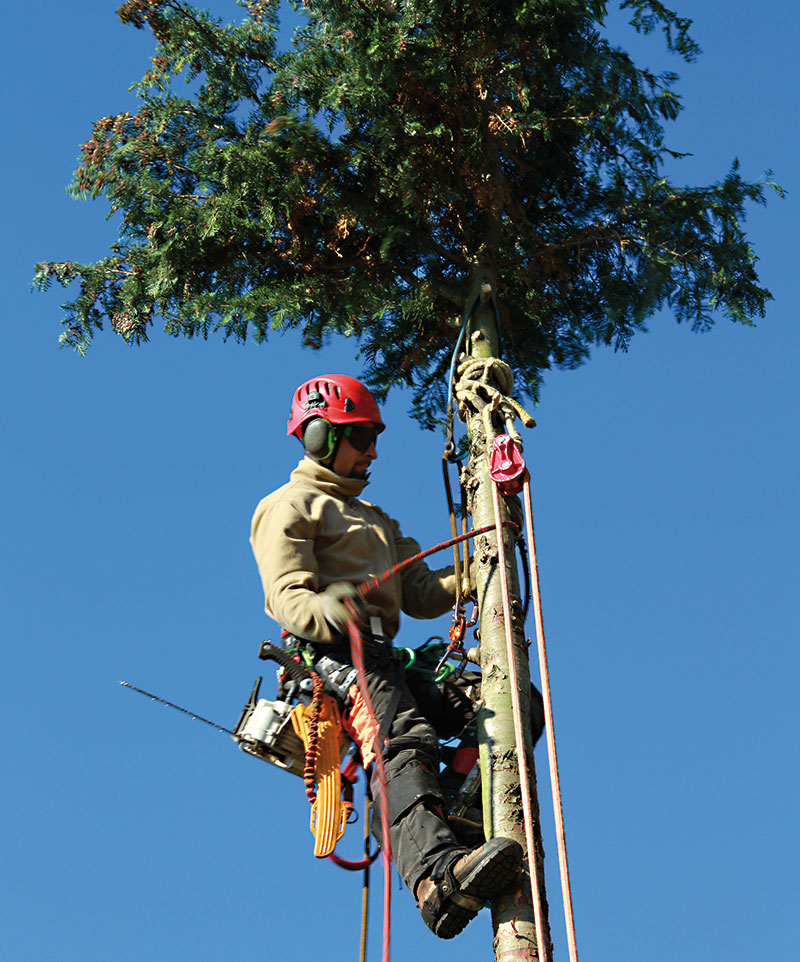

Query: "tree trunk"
<box><xmin>461</xmin><ymin>271</ymin><xmax>551</xmax><ymax>961</ymax></box>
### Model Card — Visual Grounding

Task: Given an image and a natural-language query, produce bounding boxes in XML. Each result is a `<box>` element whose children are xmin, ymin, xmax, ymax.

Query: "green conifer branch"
<box><xmin>37</xmin><ymin>0</ymin><xmax>779</xmax><ymax>423</ymax></box>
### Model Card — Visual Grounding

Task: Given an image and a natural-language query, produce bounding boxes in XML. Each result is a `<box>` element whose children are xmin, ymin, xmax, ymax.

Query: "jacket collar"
<box><xmin>292</xmin><ymin>456</ymin><xmax>369</xmax><ymax>499</ymax></box>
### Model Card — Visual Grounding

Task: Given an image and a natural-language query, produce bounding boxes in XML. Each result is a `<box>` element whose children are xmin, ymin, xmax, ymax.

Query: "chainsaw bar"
<box><xmin>120</xmin><ymin>681</ymin><xmax>235</xmax><ymax>735</ymax></box>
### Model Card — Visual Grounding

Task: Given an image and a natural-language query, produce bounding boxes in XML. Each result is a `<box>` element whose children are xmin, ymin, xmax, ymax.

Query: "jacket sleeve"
<box><xmin>250</xmin><ymin>496</ymin><xmax>341</xmax><ymax>644</ymax></box>
<box><xmin>382</xmin><ymin>513</ymin><xmax>457</xmax><ymax>619</ymax></box>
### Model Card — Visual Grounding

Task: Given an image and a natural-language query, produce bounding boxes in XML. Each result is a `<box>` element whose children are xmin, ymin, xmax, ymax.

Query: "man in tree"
<box><xmin>34</xmin><ymin>3</ymin><xmax>780</xmax><ymax>956</ymax></box>
<box><xmin>249</xmin><ymin>372</ymin><xmax>526</xmax><ymax>939</ymax></box>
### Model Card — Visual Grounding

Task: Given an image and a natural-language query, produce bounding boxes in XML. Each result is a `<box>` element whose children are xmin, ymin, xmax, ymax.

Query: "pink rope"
<box><xmin>491</xmin><ymin>480</ymin><xmax>549</xmax><ymax>962</ymax></box>
<box><xmin>342</xmin><ymin>515</ymin><xmax>537</xmax><ymax>962</ymax></box>
<box><xmin>341</xmin><ymin>485</ymin><xmax>578</xmax><ymax>960</ymax></box>
<box><xmin>522</xmin><ymin>478</ymin><xmax>579</xmax><ymax>962</ymax></box>
<box><xmin>347</xmin><ymin>617</ymin><xmax>392</xmax><ymax>962</ymax></box>
<box><xmin>339</xmin><ymin>521</ymin><xmax>518</xmax><ymax>962</ymax></box>
<box><xmin>356</xmin><ymin>522</ymin><xmax>519</xmax><ymax>599</ymax></box>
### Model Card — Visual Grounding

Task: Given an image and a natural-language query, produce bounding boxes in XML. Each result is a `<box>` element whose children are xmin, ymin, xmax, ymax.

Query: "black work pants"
<box><xmin>352</xmin><ymin>655</ymin><xmax>462</xmax><ymax>894</ymax></box>
<box><xmin>311</xmin><ymin>641</ymin><xmax>545</xmax><ymax>894</ymax></box>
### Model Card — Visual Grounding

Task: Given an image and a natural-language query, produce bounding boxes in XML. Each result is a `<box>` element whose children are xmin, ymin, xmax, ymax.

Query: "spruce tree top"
<box><xmin>36</xmin><ymin>0</ymin><xmax>779</xmax><ymax>425</ymax></box>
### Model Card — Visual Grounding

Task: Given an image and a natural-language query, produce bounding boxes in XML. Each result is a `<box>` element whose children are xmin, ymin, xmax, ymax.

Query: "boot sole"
<box><xmin>431</xmin><ymin>838</ymin><xmax>522</xmax><ymax>940</ymax></box>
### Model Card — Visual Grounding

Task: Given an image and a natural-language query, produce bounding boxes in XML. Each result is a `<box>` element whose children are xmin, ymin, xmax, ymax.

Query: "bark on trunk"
<box><xmin>460</xmin><ymin>275</ymin><xmax>551</xmax><ymax>961</ymax></box>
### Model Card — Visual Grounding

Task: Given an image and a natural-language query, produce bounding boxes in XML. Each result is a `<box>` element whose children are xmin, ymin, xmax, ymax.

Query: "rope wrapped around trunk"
<box><xmin>453</xmin><ymin>356</ymin><xmax>536</xmax><ymax>442</ymax></box>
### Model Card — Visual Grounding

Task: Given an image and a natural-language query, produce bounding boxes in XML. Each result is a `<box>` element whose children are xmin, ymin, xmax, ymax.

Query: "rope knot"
<box><xmin>453</xmin><ymin>356</ymin><xmax>536</xmax><ymax>443</ymax></box>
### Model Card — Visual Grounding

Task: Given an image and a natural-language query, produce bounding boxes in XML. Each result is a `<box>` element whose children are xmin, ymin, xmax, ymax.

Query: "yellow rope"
<box><xmin>360</xmin><ymin>795</ymin><xmax>372</xmax><ymax>962</ymax></box>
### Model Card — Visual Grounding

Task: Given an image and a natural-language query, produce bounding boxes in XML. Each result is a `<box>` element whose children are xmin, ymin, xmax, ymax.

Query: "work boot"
<box><xmin>416</xmin><ymin>836</ymin><xmax>522</xmax><ymax>939</ymax></box>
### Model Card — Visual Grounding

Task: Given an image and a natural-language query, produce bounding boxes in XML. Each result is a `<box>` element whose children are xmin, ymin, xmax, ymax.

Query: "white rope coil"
<box><xmin>453</xmin><ymin>356</ymin><xmax>536</xmax><ymax>442</ymax></box>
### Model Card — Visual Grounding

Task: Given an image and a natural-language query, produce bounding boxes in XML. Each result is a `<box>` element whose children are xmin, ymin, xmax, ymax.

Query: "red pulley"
<box><xmin>489</xmin><ymin>434</ymin><xmax>529</xmax><ymax>495</ymax></box>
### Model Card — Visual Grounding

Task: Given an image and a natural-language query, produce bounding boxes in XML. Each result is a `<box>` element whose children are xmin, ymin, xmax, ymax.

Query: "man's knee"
<box><xmin>382</xmin><ymin>750</ymin><xmax>445</xmax><ymax>825</ymax></box>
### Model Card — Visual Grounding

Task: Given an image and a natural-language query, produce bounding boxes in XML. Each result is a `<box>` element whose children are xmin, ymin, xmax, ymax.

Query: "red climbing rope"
<box><xmin>522</xmin><ymin>477</ymin><xmax>580</xmax><ymax>962</ymax></box>
<box><xmin>340</xmin><ymin>520</ymin><xmax>518</xmax><ymax>962</ymax></box>
<box><xmin>356</xmin><ymin>521</ymin><xmax>519</xmax><ymax>599</ymax></box>
<box><xmin>488</xmin><ymin>431</ymin><xmax>580</xmax><ymax>961</ymax></box>
<box><xmin>327</xmin><ymin>760</ymin><xmax>381</xmax><ymax>871</ymax></box>
<box><xmin>339</xmin><ymin>518</ymin><xmax>528</xmax><ymax>962</ymax></box>
<box><xmin>347</xmin><ymin>615</ymin><xmax>393</xmax><ymax>962</ymax></box>
<box><xmin>491</xmin><ymin>480</ymin><xmax>550</xmax><ymax>962</ymax></box>
<box><xmin>329</xmin><ymin>850</ymin><xmax>380</xmax><ymax>872</ymax></box>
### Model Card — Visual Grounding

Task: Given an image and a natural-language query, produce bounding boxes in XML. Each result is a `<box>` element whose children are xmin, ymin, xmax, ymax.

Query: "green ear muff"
<box><xmin>303</xmin><ymin>418</ymin><xmax>336</xmax><ymax>461</ymax></box>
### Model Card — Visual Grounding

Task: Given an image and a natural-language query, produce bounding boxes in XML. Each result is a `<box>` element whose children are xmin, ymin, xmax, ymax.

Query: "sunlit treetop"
<box><xmin>36</xmin><ymin>0</ymin><xmax>780</xmax><ymax>425</ymax></box>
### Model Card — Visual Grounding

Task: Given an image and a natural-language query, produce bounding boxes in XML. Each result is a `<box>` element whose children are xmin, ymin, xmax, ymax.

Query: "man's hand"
<box><xmin>320</xmin><ymin>582</ymin><xmax>365</xmax><ymax>630</ymax></box>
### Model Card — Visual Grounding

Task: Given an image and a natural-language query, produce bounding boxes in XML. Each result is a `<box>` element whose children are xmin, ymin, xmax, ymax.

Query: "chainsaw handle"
<box><xmin>258</xmin><ymin>641</ymin><xmax>313</xmax><ymax>687</ymax></box>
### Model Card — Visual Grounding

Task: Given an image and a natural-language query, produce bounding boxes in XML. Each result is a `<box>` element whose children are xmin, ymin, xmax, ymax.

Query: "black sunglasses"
<box><xmin>343</xmin><ymin>424</ymin><xmax>379</xmax><ymax>452</ymax></box>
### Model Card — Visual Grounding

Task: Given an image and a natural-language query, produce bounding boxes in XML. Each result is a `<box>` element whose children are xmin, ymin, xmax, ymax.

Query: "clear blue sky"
<box><xmin>3</xmin><ymin>3</ymin><xmax>798</xmax><ymax>960</ymax></box>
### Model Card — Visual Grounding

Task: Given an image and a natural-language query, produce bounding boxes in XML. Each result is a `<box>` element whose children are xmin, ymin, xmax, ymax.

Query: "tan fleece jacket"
<box><xmin>250</xmin><ymin>457</ymin><xmax>456</xmax><ymax>644</ymax></box>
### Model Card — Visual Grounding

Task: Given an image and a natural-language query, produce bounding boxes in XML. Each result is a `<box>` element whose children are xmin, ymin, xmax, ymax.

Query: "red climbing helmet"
<box><xmin>287</xmin><ymin>374</ymin><xmax>385</xmax><ymax>439</ymax></box>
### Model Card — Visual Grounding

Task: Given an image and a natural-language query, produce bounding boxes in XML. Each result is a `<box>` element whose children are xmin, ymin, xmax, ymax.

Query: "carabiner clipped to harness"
<box><xmin>436</xmin><ymin>594</ymin><xmax>478</xmax><ymax>681</ymax></box>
